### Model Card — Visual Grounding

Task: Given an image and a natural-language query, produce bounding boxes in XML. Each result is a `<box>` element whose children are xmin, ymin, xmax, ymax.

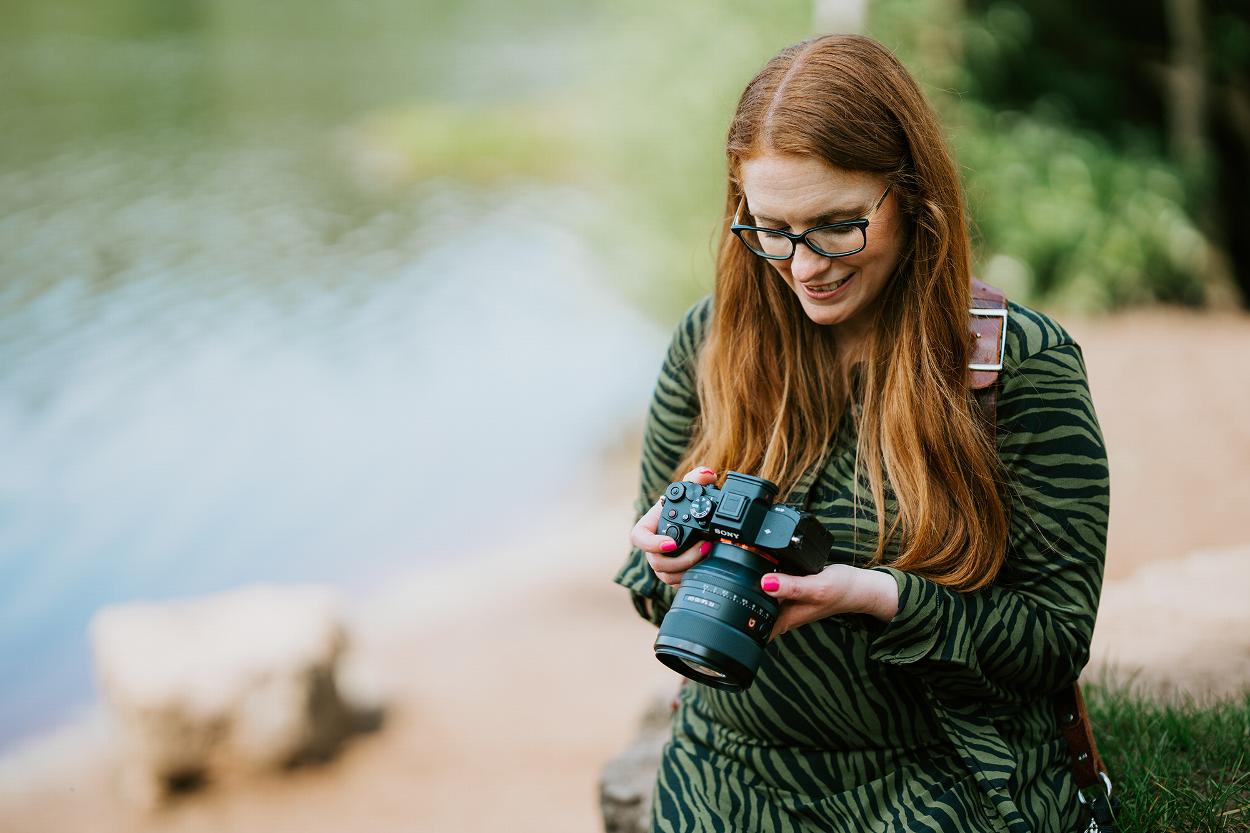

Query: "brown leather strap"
<box><xmin>969</xmin><ymin>278</ymin><xmax>1007</xmax><ymax>383</ymax></box>
<box><xmin>969</xmin><ymin>278</ymin><xmax>1007</xmax><ymax>427</ymax></box>
<box><xmin>965</xmin><ymin>279</ymin><xmax>1109</xmax><ymax>799</ymax></box>
<box><xmin>1054</xmin><ymin>681</ymin><xmax>1107</xmax><ymax>792</ymax></box>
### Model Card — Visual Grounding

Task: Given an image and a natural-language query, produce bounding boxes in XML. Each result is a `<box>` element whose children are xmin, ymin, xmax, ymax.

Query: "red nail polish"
<box><xmin>761</xmin><ymin>576</ymin><xmax>780</xmax><ymax>592</ymax></box>
<box><xmin>660</xmin><ymin>540</ymin><xmax>677</xmax><ymax>553</ymax></box>
<box><xmin>699</xmin><ymin>541</ymin><xmax>712</xmax><ymax>556</ymax></box>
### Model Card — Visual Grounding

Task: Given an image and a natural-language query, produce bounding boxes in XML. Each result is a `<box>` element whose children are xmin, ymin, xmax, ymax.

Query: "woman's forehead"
<box><xmin>738</xmin><ymin>154</ymin><xmax>882</xmax><ymax>223</ymax></box>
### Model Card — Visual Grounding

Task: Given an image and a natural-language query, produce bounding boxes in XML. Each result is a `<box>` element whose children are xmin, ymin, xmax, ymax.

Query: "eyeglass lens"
<box><xmin>739</xmin><ymin>225</ymin><xmax>865</xmax><ymax>259</ymax></box>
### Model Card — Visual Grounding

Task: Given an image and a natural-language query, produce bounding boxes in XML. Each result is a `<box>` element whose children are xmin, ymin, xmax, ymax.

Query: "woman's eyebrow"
<box><xmin>751</xmin><ymin>201</ymin><xmax>871</xmax><ymax>225</ymax></box>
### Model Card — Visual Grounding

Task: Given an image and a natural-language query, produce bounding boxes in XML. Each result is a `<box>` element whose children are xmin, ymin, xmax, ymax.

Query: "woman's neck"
<box><xmin>831</xmin><ymin>306</ymin><xmax>879</xmax><ymax>385</ymax></box>
<box><xmin>835</xmin><ymin>327</ymin><xmax>868</xmax><ymax>382</ymax></box>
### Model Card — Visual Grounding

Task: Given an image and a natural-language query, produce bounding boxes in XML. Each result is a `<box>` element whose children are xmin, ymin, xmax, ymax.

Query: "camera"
<box><xmin>651</xmin><ymin>471</ymin><xmax>836</xmax><ymax>690</ymax></box>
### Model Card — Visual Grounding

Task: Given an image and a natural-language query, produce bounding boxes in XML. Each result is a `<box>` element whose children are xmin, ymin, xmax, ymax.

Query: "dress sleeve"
<box><xmin>612</xmin><ymin>298</ymin><xmax>711</xmax><ymax>626</ymax></box>
<box><xmin>864</xmin><ymin>342</ymin><xmax>1110</xmax><ymax>703</ymax></box>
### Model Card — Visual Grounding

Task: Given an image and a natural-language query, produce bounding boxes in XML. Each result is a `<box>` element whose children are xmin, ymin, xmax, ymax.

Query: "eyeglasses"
<box><xmin>731</xmin><ymin>184</ymin><xmax>892</xmax><ymax>260</ymax></box>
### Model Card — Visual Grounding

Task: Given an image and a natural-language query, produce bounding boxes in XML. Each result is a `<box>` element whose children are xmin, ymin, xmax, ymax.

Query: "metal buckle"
<box><xmin>968</xmin><ymin>307</ymin><xmax>1008</xmax><ymax>372</ymax></box>
<box><xmin>1079</xmin><ymin>772</ymin><xmax>1117</xmax><ymax>832</ymax></box>
<box><xmin>1077</xmin><ymin>771</ymin><xmax>1114</xmax><ymax>805</ymax></box>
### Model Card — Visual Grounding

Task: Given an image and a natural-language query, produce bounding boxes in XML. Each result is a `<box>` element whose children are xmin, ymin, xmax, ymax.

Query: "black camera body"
<box><xmin>657</xmin><ymin>472</ymin><xmax>831</xmax><ymax>575</ymax></box>
<box><xmin>652</xmin><ymin>471</ymin><xmax>838</xmax><ymax>691</ymax></box>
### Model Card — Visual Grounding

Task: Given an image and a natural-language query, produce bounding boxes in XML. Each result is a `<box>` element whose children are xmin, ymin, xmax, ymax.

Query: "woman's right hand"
<box><xmin>630</xmin><ymin>466</ymin><xmax>719</xmax><ymax>588</ymax></box>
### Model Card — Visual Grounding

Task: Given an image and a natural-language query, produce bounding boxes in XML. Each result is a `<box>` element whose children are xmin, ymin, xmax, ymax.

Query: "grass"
<box><xmin>1085</xmin><ymin>681</ymin><xmax>1250</xmax><ymax>832</ymax></box>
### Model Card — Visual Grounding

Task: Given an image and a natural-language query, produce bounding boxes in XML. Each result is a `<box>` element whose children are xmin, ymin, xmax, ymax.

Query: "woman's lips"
<box><xmin>799</xmin><ymin>272</ymin><xmax>855</xmax><ymax>300</ymax></box>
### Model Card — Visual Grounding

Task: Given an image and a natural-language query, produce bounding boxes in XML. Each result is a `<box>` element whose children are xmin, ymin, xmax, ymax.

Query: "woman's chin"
<box><xmin>796</xmin><ymin>293</ymin><xmax>854</xmax><ymax>327</ymax></box>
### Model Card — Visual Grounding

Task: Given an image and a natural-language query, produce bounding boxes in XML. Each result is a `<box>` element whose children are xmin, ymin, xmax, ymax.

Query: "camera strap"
<box><xmin>968</xmin><ymin>277</ymin><xmax>1009</xmax><ymax>414</ymax></box>
<box><xmin>967</xmin><ymin>278</ymin><xmax>1117</xmax><ymax>832</ymax></box>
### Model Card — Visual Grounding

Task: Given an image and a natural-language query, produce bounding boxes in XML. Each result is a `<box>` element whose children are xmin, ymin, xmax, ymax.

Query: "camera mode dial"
<box><xmin>690</xmin><ymin>496</ymin><xmax>713</xmax><ymax>520</ymax></box>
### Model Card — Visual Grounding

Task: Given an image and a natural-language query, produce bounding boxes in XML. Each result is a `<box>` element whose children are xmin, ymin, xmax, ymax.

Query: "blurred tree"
<box><xmin>959</xmin><ymin>0</ymin><xmax>1249</xmax><ymax>307</ymax></box>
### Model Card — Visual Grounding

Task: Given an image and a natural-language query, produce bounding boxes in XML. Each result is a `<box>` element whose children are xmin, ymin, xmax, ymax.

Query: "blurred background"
<box><xmin>0</xmin><ymin>0</ymin><xmax>1247</xmax><ymax>831</ymax></box>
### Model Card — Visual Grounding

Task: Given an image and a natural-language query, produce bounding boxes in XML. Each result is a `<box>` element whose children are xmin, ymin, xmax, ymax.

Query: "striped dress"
<box><xmin>613</xmin><ymin>296</ymin><xmax>1110</xmax><ymax>833</ymax></box>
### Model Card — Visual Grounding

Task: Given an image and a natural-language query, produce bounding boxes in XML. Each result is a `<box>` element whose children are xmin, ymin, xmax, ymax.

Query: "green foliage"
<box><xmin>1086</xmin><ymin>682</ymin><xmax>1250</xmax><ymax>832</ymax></box>
<box><xmin>344</xmin><ymin>102</ymin><xmax>590</xmax><ymax>185</ymax></box>
<box><xmin>328</xmin><ymin>0</ymin><xmax>1232</xmax><ymax>316</ymax></box>
<box><xmin>955</xmin><ymin>104</ymin><xmax>1209</xmax><ymax>311</ymax></box>
<box><xmin>869</xmin><ymin>0</ymin><xmax>1218</xmax><ymax>312</ymax></box>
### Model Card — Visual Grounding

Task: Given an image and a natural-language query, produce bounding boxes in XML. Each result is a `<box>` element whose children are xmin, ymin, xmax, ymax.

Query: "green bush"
<box><xmin>869</xmin><ymin>0</ymin><xmax>1217</xmax><ymax>313</ymax></box>
<box><xmin>954</xmin><ymin>103</ymin><xmax>1210</xmax><ymax>311</ymax></box>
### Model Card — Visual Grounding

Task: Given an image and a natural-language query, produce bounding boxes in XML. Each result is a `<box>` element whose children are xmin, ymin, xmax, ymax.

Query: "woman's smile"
<box><xmin>798</xmin><ymin>271</ymin><xmax>856</xmax><ymax>299</ymax></box>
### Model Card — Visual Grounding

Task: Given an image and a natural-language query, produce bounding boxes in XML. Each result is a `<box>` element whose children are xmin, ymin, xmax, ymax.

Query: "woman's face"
<box><xmin>738</xmin><ymin>152</ymin><xmax>905</xmax><ymax>334</ymax></box>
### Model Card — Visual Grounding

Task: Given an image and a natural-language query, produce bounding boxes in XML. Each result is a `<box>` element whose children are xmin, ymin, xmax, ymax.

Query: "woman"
<box><xmin>614</xmin><ymin>34</ymin><xmax>1110</xmax><ymax>833</ymax></box>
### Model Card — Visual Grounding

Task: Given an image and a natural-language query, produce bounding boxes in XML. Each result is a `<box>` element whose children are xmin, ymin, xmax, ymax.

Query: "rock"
<box><xmin>90</xmin><ymin>584</ymin><xmax>370</xmax><ymax>806</ymax></box>
<box><xmin>599</xmin><ymin>687</ymin><xmax>676</xmax><ymax>833</ymax></box>
<box><xmin>1088</xmin><ymin>546</ymin><xmax>1250</xmax><ymax>699</ymax></box>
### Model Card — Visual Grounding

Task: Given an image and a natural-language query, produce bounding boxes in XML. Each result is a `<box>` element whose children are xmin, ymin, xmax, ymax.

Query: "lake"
<box><xmin>0</xmin><ymin>0</ymin><xmax>691</xmax><ymax>748</ymax></box>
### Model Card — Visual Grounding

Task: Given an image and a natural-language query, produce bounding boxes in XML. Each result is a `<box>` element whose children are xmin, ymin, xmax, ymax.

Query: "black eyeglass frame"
<box><xmin>730</xmin><ymin>184</ymin><xmax>892</xmax><ymax>260</ymax></box>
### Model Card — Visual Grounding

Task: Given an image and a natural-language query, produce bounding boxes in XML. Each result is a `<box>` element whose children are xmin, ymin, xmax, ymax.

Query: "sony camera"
<box><xmin>651</xmin><ymin>471</ymin><xmax>836</xmax><ymax>691</ymax></box>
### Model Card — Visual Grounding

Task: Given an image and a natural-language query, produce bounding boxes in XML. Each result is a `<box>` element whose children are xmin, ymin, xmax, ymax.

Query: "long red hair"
<box><xmin>677</xmin><ymin>34</ymin><xmax>1008</xmax><ymax>591</ymax></box>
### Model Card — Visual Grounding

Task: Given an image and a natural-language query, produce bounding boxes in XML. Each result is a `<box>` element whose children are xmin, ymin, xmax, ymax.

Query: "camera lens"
<box><xmin>653</xmin><ymin>542</ymin><xmax>779</xmax><ymax>691</ymax></box>
<box><xmin>679</xmin><ymin>659</ymin><xmax>727</xmax><ymax>679</ymax></box>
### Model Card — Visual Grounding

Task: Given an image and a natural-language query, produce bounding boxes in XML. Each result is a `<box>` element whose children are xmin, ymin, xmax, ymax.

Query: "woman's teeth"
<box><xmin>807</xmin><ymin>275</ymin><xmax>851</xmax><ymax>292</ymax></box>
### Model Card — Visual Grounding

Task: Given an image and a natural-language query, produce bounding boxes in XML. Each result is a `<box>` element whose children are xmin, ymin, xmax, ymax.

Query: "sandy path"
<box><xmin>1</xmin><ymin>309</ymin><xmax>1248</xmax><ymax>832</ymax></box>
<box><xmin>1087</xmin><ymin>545</ymin><xmax>1250</xmax><ymax>699</ymax></box>
<box><xmin>0</xmin><ymin>470</ymin><xmax>679</xmax><ymax>833</ymax></box>
<box><xmin>1067</xmin><ymin>310</ymin><xmax>1250</xmax><ymax>581</ymax></box>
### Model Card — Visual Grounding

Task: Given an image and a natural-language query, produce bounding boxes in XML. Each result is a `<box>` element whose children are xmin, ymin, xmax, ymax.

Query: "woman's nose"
<box><xmin>790</xmin><ymin>244</ymin><xmax>831</xmax><ymax>283</ymax></box>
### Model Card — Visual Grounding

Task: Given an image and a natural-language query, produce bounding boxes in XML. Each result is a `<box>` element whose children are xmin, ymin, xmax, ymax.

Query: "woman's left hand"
<box><xmin>759</xmin><ymin>564</ymin><xmax>900</xmax><ymax>640</ymax></box>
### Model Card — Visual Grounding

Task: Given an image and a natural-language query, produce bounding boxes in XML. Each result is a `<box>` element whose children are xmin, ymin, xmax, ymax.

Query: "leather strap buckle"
<box><xmin>1077</xmin><ymin>771</ymin><xmax>1114</xmax><ymax>806</ymax></box>
<box><xmin>968</xmin><ymin>307</ymin><xmax>1007</xmax><ymax>372</ymax></box>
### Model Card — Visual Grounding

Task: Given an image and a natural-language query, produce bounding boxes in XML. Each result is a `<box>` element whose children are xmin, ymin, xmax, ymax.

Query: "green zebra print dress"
<box><xmin>614</xmin><ymin>296</ymin><xmax>1110</xmax><ymax>833</ymax></box>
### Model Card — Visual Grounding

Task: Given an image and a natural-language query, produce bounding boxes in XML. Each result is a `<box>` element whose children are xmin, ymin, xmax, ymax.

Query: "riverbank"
<box><xmin>0</xmin><ymin>457</ymin><xmax>673</xmax><ymax>833</ymax></box>
<box><xmin>1</xmin><ymin>308</ymin><xmax>1248</xmax><ymax>833</ymax></box>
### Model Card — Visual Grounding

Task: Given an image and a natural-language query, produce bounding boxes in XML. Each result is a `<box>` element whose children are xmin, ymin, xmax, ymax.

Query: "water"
<box><xmin>0</xmin><ymin>0</ymin><xmax>669</xmax><ymax>748</ymax></box>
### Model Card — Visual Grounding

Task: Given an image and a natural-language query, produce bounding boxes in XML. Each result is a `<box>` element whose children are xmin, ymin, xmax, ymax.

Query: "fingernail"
<box><xmin>699</xmin><ymin>541</ymin><xmax>712</xmax><ymax>556</ymax></box>
<box><xmin>699</xmin><ymin>468</ymin><xmax>716</xmax><ymax>475</ymax></box>
<box><xmin>660</xmin><ymin>540</ymin><xmax>677</xmax><ymax>553</ymax></box>
<box><xmin>761</xmin><ymin>576</ymin><xmax>780</xmax><ymax>592</ymax></box>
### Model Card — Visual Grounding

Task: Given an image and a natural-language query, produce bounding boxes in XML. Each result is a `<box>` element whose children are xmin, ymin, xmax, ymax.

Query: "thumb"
<box><xmin>759</xmin><ymin>572</ymin><xmax>810</xmax><ymax>601</ymax></box>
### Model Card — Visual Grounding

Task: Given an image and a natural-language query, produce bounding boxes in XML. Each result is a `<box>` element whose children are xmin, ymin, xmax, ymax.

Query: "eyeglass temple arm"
<box><xmin>864</xmin><ymin>185</ymin><xmax>891</xmax><ymax>222</ymax></box>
